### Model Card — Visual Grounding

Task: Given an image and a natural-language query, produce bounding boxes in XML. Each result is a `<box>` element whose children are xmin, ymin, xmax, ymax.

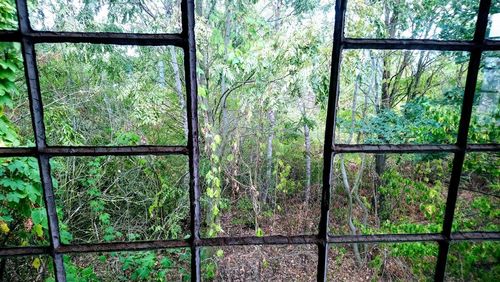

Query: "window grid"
<box><xmin>0</xmin><ymin>0</ymin><xmax>497</xmax><ymax>281</ymax></box>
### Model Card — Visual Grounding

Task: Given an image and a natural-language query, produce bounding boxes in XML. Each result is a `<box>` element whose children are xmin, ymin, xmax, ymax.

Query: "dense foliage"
<box><xmin>0</xmin><ymin>0</ymin><xmax>499</xmax><ymax>281</ymax></box>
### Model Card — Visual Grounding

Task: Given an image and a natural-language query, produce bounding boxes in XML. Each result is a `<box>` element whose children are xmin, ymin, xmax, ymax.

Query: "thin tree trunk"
<box><xmin>302</xmin><ymin>100</ymin><xmax>311</xmax><ymax>204</ymax></box>
<box><xmin>262</xmin><ymin>109</ymin><xmax>275</xmax><ymax>203</ymax></box>
<box><xmin>339</xmin><ymin>73</ymin><xmax>366</xmax><ymax>264</ymax></box>
<box><xmin>219</xmin><ymin>0</ymin><xmax>232</xmax><ymax>155</ymax></box>
<box><xmin>168</xmin><ymin>47</ymin><xmax>189</xmax><ymax>138</ymax></box>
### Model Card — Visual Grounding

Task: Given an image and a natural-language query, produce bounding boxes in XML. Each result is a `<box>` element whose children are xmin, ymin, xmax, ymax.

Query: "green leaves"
<box><xmin>31</xmin><ymin>208</ymin><xmax>48</xmax><ymax>228</ymax></box>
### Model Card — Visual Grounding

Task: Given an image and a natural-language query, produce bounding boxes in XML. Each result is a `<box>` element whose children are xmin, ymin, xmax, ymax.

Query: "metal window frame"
<box><xmin>0</xmin><ymin>0</ymin><xmax>498</xmax><ymax>281</ymax></box>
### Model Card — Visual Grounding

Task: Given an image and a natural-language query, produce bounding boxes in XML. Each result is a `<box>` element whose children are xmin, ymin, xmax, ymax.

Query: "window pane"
<box><xmin>469</xmin><ymin>51</ymin><xmax>499</xmax><ymax>144</ymax></box>
<box><xmin>51</xmin><ymin>155</ymin><xmax>189</xmax><ymax>244</ymax></box>
<box><xmin>487</xmin><ymin>3</ymin><xmax>500</xmax><ymax>40</ymax></box>
<box><xmin>2</xmin><ymin>255</ymin><xmax>53</xmax><ymax>281</ymax></box>
<box><xmin>29</xmin><ymin>0</ymin><xmax>182</xmax><ymax>34</ymax></box>
<box><xmin>329</xmin><ymin>153</ymin><xmax>453</xmax><ymax>236</ymax></box>
<box><xmin>1</xmin><ymin>42</ymin><xmax>34</xmax><ymax>147</ymax></box>
<box><xmin>201</xmin><ymin>245</ymin><xmax>317</xmax><ymax>281</ymax></box>
<box><xmin>0</xmin><ymin>0</ymin><xmax>17</xmax><ymax>30</ymax></box>
<box><xmin>345</xmin><ymin>0</ymin><xmax>479</xmax><ymax>40</ymax></box>
<box><xmin>0</xmin><ymin>157</ymin><xmax>50</xmax><ymax>247</ymax></box>
<box><xmin>336</xmin><ymin>50</ymin><xmax>468</xmax><ymax>145</ymax></box>
<box><xmin>454</xmin><ymin>152</ymin><xmax>499</xmax><ymax>232</ymax></box>
<box><xmin>62</xmin><ymin>249</ymin><xmax>190</xmax><ymax>281</ymax></box>
<box><xmin>37</xmin><ymin>44</ymin><xmax>186</xmax><ymax>146</ymax></box>
<box><xmin>197</xmin><ymin>1</ymin><xmax>334</xmax><ymax>238</ymax></box>
<box><xmin>445</xmin><ymin>242</ymin><xmax>499</xmax><ymax>281</ymax></box>
<box><xmin>328</xmin><ymin>242</ymin><xmax>437</xmax><ymax>281</ymax></box>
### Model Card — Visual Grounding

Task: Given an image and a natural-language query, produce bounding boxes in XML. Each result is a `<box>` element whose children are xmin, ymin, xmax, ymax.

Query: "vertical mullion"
<box><xmin>317</xmin><ymin>0</ymin><xmax>348</xmax><ymax>281</ymax></box>
<box><xmin>181</xmin><ymin>0</ymin><xmax>202</xmax><ymax>281</ymax></box>
<box><xmin>434</xmin><ymin>0</ymin><xmax>491</xmax><ymax>281</ymax></box>
<box><xmin>15</xmin><ymin>0</ymin><xmax>66</xmax><ymax>281</ymax></box>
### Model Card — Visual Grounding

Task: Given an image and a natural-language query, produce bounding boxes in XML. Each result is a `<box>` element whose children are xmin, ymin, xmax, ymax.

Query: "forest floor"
<box><xmin>210</xmin><ymin>185</ymin><xmax>418</xmax><ymax>281</ymax></box>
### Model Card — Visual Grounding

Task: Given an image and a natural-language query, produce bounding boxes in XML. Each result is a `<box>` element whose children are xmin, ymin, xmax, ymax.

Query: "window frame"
<box><xmin>0</xmin><ymin>0</ymin><xmax>497</xmax><ymax>281</ymax></box>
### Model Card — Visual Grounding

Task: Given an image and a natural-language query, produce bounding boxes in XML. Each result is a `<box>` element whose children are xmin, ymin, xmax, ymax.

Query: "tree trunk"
<box><xmin>168</xmin><ymin>47</ymin><xmax>189</xmax><ymax>138</ymax></box>
<box><xmin>303</xmin><ymin>102</ymin><xmax>311</xmax><ymax>204</ymax></box>
<box><xmin>262</xmin><ymin>109</ymin><xmax>275</xmax><ymax>203</ymax></box>
<box><xmin>218</xmin><ymin>0</ymin><xmax>232</xmax><ymax>156</ymax></box>
<box><xmin>195</xmin><ymin>0</ymin><xmax>203</xmax><ymax>16</ymax></box>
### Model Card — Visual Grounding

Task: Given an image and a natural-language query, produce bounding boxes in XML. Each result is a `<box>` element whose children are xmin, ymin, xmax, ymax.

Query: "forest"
<box><xmin>0</xmin><ymin>0</ymin><xmax>499</xmax><ymax>281</ymax></box>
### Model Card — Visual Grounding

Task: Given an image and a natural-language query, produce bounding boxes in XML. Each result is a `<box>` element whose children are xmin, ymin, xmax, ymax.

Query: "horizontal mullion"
<box><xmin>333</xmin><ymin>144</ymin><xmax>460</xmax><ymax>154</ymax></box>
<box><xmin>57</xmin><ymin>239</ymin><xmax>190</xmax><ymax>254</ymax></box>
<box><xmin>450</xmin><ymin>231</ymin><xmax>500</xmax><ymax>241</ymax></box>
<box><xmin>0</xmin><ymin>246</ymin><xmax>49</xmax><ymax>257</ymax></box>
<box><xmin>2</xmin><ymin>232</ymin><xmax>499</xmax><ymax>256</ymax></box>
<box><xmin>0</xmin><ymin>147</ymin><xmax>36</xmax><ymax>157</ymax></box>
<box><xmin>328</xmin><ymin>232</ymin><xmax>500</xmax><ymax>244</ymax></box>
<box><xmin>343</xmin><ymin>38</ymin><xmax>500</xmax><ymax>51</ymax></box>
<box><xmin>467</xmin><ymin>143</ymin><xmax>500</xmax><ymax>152</ymax></box>
<box><xmin>328</xmin><ymin>233</ymin><xmax>444</xmax><ymax>244</ymax></box>
<box><xmin>199</xmin><ymin>235</ymin><xmax>320</xmax><ymax>246</ymax></box>
<box><xmin>43</xmin><ymin>145</ymin><xmax>189</xmax><ymax>156</ymax></box>
<box><xmin>0</xmin><ymin>146</ymin><xmax>188</xmax><ymax>157</ymax></box>
<box><xmin>0</xmin><ymin>30</ymin><xmax>186</xmax><ymax>47</ymax></box>
<box><xmin>333</xmin><ymin>144</ymin><xmax>500</xmax><ymax>154</ymax></box>
<box><xmin>484</xmin><ymin>39</ymin><xmax>500</xmax><ymax>51</ymax></box>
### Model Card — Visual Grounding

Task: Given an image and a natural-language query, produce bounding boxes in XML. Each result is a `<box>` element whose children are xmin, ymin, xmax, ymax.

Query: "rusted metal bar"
<box><xmin>467</xmin><ymin>143</ymin><xmax>500</xmax><ymax>152</ymax></box>
<box><xmin>57</xmin><ymin>240</ymin><xmax>191</xmax><ymax>254</ymax></box>
<box><xmin>0</xmin><ymin>30</ymin><xmax>20</xmax><ymax>41</ymax></box>
<box><xmin>484</xmin><ymin>39</ymin><xmax>500</xmax><ymax>50</ymax></box>
<box><xmin>0</xmin><ymin>146</ymin><xmax>188</xmax><ymax>157</ymax></box>
<box><xmin>15</xmin><ymin>0</ymin><xmax>66</xmax><ymax>280</ymax></box>
<box><xmin>0</xmin><ymin>30</ymin><xmax>186</xmax><ymax>47</ymax></box>
<box><xmin>42</xmin><ymin>145</ymin><xmax>189</xmax><ymax>156</ymax></box>
<box><xmin>200</xmin><ymin>235</ymin><xmax>320</xmax><ymax>246</ymax></box>
<box><xmin>4</xmin><ymin>144</ymin><xmax>497</xmax><ymax>158</ymax></box>
<box><xmin>5</xmin><ymin>31</ymin><xmax>500</xmax><ymax>52</ymax></box>
<box><xmin>318</xmin><ymin>0</ymin><xmax>348</xmax><ymax>281</ymax></box>
<box><xmin>343</xmin><ymin>38</ymin><xmax>500</xmax><ymax>51</ymax></box>
<box><xmin>333</xmin><ymin>144</ymin><xmax>460</xmax><ymax>154</ymax></box>
<box><xmin>0</xmin><ymin>147</ymin><xmax>37</xmax><ymax>157</ymax></box>
<box><xmin>435</xmin><ymin>1</ymin><xmax>492</xmax><ymax>281</ymax></box>
<box><xmin>0</xmin><ymin>247</ymin><xmax>49</xmax><ymax>257</ymax></box>
<box><xmin>2</xmin><ymin>232</ymin><xmax>498</xmax><ymax>257</ymax></box>
<box><xmin>328</xmin><ymin>233</ymin><xmax>444</xmax><ymax>244</ymax></box>
<box><xmin>451</xmin><ymin>232</ymin><xmax>500</xmax><ymax>241</ymax></box>
<box><xmin>181</xmin><ymin>0</ymin><xmax>201</xmax><ymax>281</ymax></box>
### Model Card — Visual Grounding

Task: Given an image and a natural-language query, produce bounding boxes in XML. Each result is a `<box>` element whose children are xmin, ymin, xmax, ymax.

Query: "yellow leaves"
<box><xmin>34</xmin><ymin>224</ymin><xmax>44</xmax><ymax>238</ymax></box>
<box><xmin>213</xmin><ymin>134</ymin><xmax>222</xmax><ymax>145</ymax></box>
<box><xmin>32</xmin><ymin>258</ymin><xmax>41</xmax><ymax>270</ymax></box>
<box><xmin>423</xmin><ymin>204</ymin><xmax>437</xmax><ymax>218</ymax></box>
<box><xmin>0</xmin><ymin>221</ymin><xmax>9</xmax><ymax>234</ymax></box>
<box><xmin>216</xmin><ymin>249</ymin><xmax>224</xmax><ymax>258</ymax></box>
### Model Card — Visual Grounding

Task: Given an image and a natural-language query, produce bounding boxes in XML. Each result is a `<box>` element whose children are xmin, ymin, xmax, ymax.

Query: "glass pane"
<box><xmin>1</xmin><ymin>42</ymin><xmax>34</xmax><ymax>147</ymax></box>
<box><xmin>329</xmin><ymin>153</ymin><xmax>453</xmax><ymax>236</ymax></box>
<box><xmin>454</xmin><ymin>152</ymin><xmax>499</xmax><ymax>232</ymax></box>
<box><xmin>345</xmin><ymin>0</ymin><xmax>479</xmax><ymax>40</ymax></box>
<box><xmin>0</xmin><ymin>157</ymin><xmax>50</xmax><ymax>247</ymax></box>
<box><xmin>198</xmin><ymin>0</ymin><xmax>334</xmax><ymax>238</ymax></box>
<box><xmin>328</xmin><ymin>242</ymin><xmax>437</xmax><ymax>281</ymax></box>
<box><xmin>201</xmin><ymin>245</ymin><xmax>317</xmax><ymax>281</ymax></box>
<box><xmin>2</xmin><ymin>255</ymin><xmax>53</xmax><ymax>281</ymax></box>
<box><xmin>29</xmin><ymin>0</ymin><xmax>182</xmax><ymax>34</ymax></box>
<box><xmin>51</xmin><ymin>155</ymin><xmax>189</xmax><ymax>244</ymax></box>
<box><xmin>0</xmin><ymin>0</ymin><xmax>18</xmax><ymax>30</ymax></box>
<box><xmin>469</xmin><ymin>51</ymin><xmax>499</xmax><ymax>144</ymax></box>
<box><xmin>445</xmin><ymin>242</ymin><xmax>499</xmax><ymax>281</ymax></box>
<box><xmin>37</xmin><ymin>44</ymin><xmax>186</xmax><ymax>146</ymax></box>
<box><xmin>487</xmin><ymin>2</ymin><xmax>500</xmax><ymax>40</ymax></box>
<box><xmin>63</xmin><ymin>249</ymin><xmax>190</xmax><ymax>281</ymax></box>
<box><xmin>336</xmin><ymin>50</ymin><xmax>468</xmax><ymax>145</ymax></box>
